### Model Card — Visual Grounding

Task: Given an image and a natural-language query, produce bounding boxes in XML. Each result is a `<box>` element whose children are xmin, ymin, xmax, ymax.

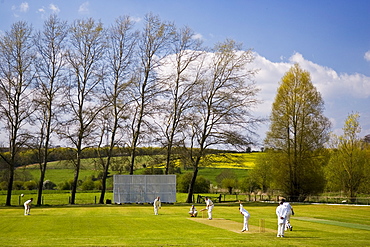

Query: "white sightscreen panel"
<box><xmin>113</xmin><ymin>175</ymin><xmax>176</xmax><ymax>203</ymax></box>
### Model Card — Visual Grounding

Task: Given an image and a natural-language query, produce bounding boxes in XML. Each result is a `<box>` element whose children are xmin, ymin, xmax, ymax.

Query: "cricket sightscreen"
<box><xmin>113</xmin><ymin>175</ymin><xmax>176</xmax><ymax>203</ymax></box>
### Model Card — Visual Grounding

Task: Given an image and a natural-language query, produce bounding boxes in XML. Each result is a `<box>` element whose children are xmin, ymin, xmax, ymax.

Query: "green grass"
<box><xmin>0</xmin><ymin>203</ymin><xmax>369</xmax><ymax>246</ymax></box>
<box><xmin>25</xmin><ymin>168</ymin><xmax>103</xmax><ymax>184</ymax></box>
<box><xmin>0</xmin><ymin>192</ymin><xmax>248</xmax><ymax>207</ymax></box>
<box><xmin>0</xmin><ymin>191</ymin><xmax>113</xmax><ymax>206</ymax></box>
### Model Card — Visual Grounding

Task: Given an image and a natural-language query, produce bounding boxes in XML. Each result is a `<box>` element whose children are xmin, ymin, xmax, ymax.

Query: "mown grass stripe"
<box><xmin>295</xmin><ymin>217</ymin><xmax>370</xmax><ymax>231</ymax></box>
<box><xmin>188</xmin><ymin>217</ymin><xmax>275</xmax><ymax>233</ymax></box>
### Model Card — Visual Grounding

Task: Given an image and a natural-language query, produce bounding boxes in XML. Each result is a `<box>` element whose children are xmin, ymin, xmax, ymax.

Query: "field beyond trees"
<box><xmin>0</xmin><ymin>203</ymin><xmax>369</xmax><ymax>246</ymax></box>
<box><xmin>8</xmin><ymin>151</ymin><xmax>259</xmax><ymax>190</ymax></box>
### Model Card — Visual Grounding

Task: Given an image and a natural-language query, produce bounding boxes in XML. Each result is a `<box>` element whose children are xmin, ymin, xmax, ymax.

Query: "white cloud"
<box><xmin>79</xmin><ymin>2</ymin><xmax>90</xmax><ymax>14</ymax></box>
<box><xmin>364</xmin><ymin>51</ymin><xmax>370</xmax><ymax>62</ymax></box>
<box><xmin>158</xmin><ymin>50</ymin><xmax>369</xmax><ymax>139</ymax></box>
<box><xmin>252</xmin><ymin>52</ymin><xmax>370</xmax><ymax>138</ymax></box>
<box><xmin>192</xmin><ymin>33</ymin><xmax>203</xmax><ymax>40</ymax></box>
<box><xmin>11</xmin><ymin>2</ymin><xmax>29</xmax><ymax>17</ymax></box>
<box><xmin>38</xmin><ymin>7</ymin><xmax>45</xmax><ymax>13</ymax></box>
<box><xmin>129</xmin><ymin>16</ymin><xmax>142</xmax><ymax>23</ymax></box>
<box><xmin>20</xmin><ymin>2</ymin><xmax>29</xmax><ymax>12</ymax></box>
<box><xmin>286</xmin><ymin>52</ymin><xmax>370</xmax><ymax>99</ymax></box>
<box><xmin>49</xmin><ymin>4</ymin><xmax>60</xmax><ymax>14</ymax></box>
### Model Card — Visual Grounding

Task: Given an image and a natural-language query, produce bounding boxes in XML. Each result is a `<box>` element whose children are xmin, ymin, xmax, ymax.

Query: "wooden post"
<box><xmin>259</xmin><ymin>219</ymin><xmax>265</xmax><ymax>232</ymax></box>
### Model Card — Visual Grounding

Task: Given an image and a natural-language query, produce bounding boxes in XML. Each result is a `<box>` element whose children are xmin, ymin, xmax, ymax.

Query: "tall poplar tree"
<box><xmin>96</xmin><ymin>16</ymin><xmax>138</xmax><ymax>204</ymax></box>
<box><xmin>63</xmin><ymin>18</ymin><xmax>106</xmax><ymax>204</ymax></box>
<box><xmin>158</xmin><ymin>26</ymin><xmax>204</xmax><ymax>175</ymax></box>
<box><xmin>126</xmin><ymin>13</ymin><xmax>175</xmax><ymax>174</ymax></box>
<box><xmin>33</xmin><ymin>15</ymin><xmax>68</xmax><ymax>206</ymax></box>
<box><xmin>265</xmin><ymin>64</ymin><xmax>331</xmax><ymax>201</ymax></box>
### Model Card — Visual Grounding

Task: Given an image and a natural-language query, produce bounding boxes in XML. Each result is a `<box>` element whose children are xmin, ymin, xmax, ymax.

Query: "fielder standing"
<box><xmin>281</xmin><ymin>198</ymin><xmax>294</xmax><ymax>231</ymax></box>
<box><xmin>276</xmin><ymin>201</ymin><xmax>288</xmax><ymax>237</ymax></box>
<box><xmin>204</xmin><ymin>197</ymin><xmax>214</xmax><ymax>220</ymax></box>
<box><xmin>239</xmin><ymin>200</ymin><xmax>250</xmax><ymax>232</ymax></box>
<box><xmin>24</xmin><ymin>198</ymin><xmax>33</xmax><ymax>216</ymax></box>
<box><xmin>153</xmin><ymin>196</ymin><xmax>161</xmax><ymax>215</ymax></box>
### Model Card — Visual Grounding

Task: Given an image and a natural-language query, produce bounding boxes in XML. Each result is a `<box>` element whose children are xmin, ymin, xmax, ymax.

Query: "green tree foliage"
<box><xmin>23</xmin><ymin>180</ymin><xmax>38</xmax><ymax>190</ymax></box>
<box><xmin>43</xmin><ymin>180</ymin><xmax>56</xmax><ymax>190</ymax></box>
<box><xmin>216</xmin><ymin>170</ymin><xmax>238</xmax><ymax>194</ymax></box>
<box><xmin>58</xmin><ymin>179</ymin><xmax>74</xmax><ymax>190</ymax></box>
<box><xmin>325</xmin><ymin>113</ymin><xmax>370</xmax><ymax>199</ymax></box>
<box><xmin>177</xmin><ymin>173</ymin><xmax>210</xmax><ymax>193</ymax></box>
<box><xmin>221</xmin><ymin>178</ymin><xmax>238</xmax><ymax>194</ymax></box>
<box><xmin>143</xmin><ymin>168</ymin><xmax>164</xmax><ymax>175</ymax></box>
<box><xmin>81</xmin><ymin>180</ymin><xmax>95</xmax><ymax>190</ymax></box>
<box><xmin>264</xmin><ymin>64</ymin><xmax>331</xmax><ymax>201</ymax></box>
<box><xmin>239</xmin><ymin>176</ymin><xmax>258</xmax><ymax>193</ymax></box>
<box><xmin>247</xmin><ymin>153</ymin><xmax>273</xmax><ymax>193</ymax></box>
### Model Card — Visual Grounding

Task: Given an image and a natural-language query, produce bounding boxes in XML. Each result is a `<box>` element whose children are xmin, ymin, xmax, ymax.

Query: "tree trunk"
<box><xmin>71</xmin><ymin>150</ymin><xmax>81</xmax><ymax>205</ymax></box>
<box><xmin>186</xmin><ymin>168</ymin><xmax>198</xmax><ymax>203</ymax></box>
<box><xmin>5</xmin><ymin>167</ymin><xmax>14</xmax><ymax>206</ymax></box>
<box><xmin>37</xmin><ymin>164</ymin><xmax>46</xmax><ymax>205</ymax></box>
<box><xmin>99</xmin><ymin>155</ymin><xmax>111</xmax><ymax>204</ymax></box>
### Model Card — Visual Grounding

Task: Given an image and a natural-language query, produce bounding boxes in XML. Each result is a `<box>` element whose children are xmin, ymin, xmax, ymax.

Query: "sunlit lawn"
<box><xmin>0</xmin><ymin>203</ymin><xmax>369</xmax><ymax>246</ymax></box>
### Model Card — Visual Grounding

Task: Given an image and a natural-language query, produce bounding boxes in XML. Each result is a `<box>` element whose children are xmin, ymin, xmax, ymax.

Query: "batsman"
<box><xmin>204</xmin><ymin>197</ymin><xmax>214</xmax><ymax>220</ymax></box>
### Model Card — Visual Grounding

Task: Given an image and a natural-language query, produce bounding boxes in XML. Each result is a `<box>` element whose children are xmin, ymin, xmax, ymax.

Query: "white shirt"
<box><xmin>206</xmin><ymin>199</ymin><xmax>213</xmax><ymax>208</ymax></box>
<box><xmin>24</xmin><ymin>199</ymin><xmax>32</xmax><ymax>206</ymax></box>
<box><xmin>239</xmin><ymin>204</ymin><xmax>250</xmax><ymax>217</ymax></box>
<box><xmin>276</xmin><ymin>204</ymin><xmax>287</xmax><ymax>224</ymax></box>
<box><xmin>283</xmin><ymin>202</ymin><xmax>293</xmax><ymax>214</ymax></box>
<box><xmin>153</xmin><ymin>198</ymin><xmax>161</xmax><ymax>208</ymax></box>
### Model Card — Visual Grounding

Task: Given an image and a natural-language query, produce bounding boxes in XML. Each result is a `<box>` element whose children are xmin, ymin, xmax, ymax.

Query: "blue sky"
<box><xmin>1</xmin><ymin>0</ymin><xmax>369</xmax><ymax>142</ymax></box>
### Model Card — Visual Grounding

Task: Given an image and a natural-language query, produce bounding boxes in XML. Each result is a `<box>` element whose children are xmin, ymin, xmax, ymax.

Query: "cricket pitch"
<box><xmin>188</xmin><ymin>217</ymin><xmax>275</xmax><ymax>234</ymax></box>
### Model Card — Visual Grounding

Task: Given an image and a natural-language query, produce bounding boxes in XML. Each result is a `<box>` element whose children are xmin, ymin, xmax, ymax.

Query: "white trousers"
<box><xmin>285</xmin><ymin>212</ymin><xmax>292</xmax><ymax>229</ymax></box>
<box><xmin>277</xmin><ymin>223</ymin><xmax>285</xmax><ymax>237</ymax></box>
<box><xmin>243</xmin><ymin>215</ymin><xmax>250</xmax><ymax>231</ymax></box>
<box><xmin>154</xmin><ymin>206</ymin><xmax>159</xmax><ymax>215</ymax></box>
<box><xmin>207</xmin><ymin>206</ymin><xmax>214</xmax><ymax>219</ymax></box>
<box><xmin>24</xmin><ymin>205</ymin><xmax>30</xmax><ymax>215</ymax></box>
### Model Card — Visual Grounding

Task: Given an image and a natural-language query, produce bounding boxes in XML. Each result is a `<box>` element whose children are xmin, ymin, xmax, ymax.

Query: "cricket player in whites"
<box><xmin>281</xmin><ymin>198</ymin><xmax>294</xmax><ymax>231</ymax></box>
<box><xmin>204</xmin><ymin>197</ymin><xmax>214</xmax><ymax>220</ymax></box>
<box><xmin>276</xmin><ymin>201</ymin><xmax>288</xmax><ymax>237</ymax></box>
<box><xmin>153</xmin><ymin>196</ymin><xmax>161</xmax><ymax>215</ymax></box>
<box><xmin>189</xmin><ymin>205</ymin><xmax>198</xmax><ymax>217</ymax></box>
<box><xmin>239</xmin><ymin>200</ymin><xmax>250</xmax><ymax>232</ymax></box>
<box><xmin>24</xmin><ymin>198</ymin><xmax>33</xmax><ymax>215</ymax></box>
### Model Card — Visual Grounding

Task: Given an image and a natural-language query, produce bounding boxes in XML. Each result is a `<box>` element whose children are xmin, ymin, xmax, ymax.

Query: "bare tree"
<box><xmin>96</xmin><ymin>16</ymin><xmax>138</xmax><ymax>204</ymax></box>
<box><xmin>0</xmin><ymin>21</ymin><xmax>35</xmax><ymax>206</ymax></box>
<box><xmin>63</xmin><ymin>18</ymin><xmax>107</xmax><ymax>204</ymax></box>
<box><xmin>184</xmin><ymin>39</ymin><xmax>261</xmax><ymax>203</ymax></box>
<box><xmin>33</xmin><ymin>15</ymin><xmax>68</xmax><ymax>206</ymax></box>
<box><xmin>157</xmin><ymin>26</ymin><xmax>204</xmax><ymax>174</ymax></box>
<box><xmin>126</xmin><ymin>13</ymin><xmax>175</xmax><ymax>174</ymax></box>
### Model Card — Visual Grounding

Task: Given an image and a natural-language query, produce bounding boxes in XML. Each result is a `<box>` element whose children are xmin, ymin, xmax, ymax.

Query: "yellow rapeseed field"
<box><xmin>204</xmin><ymin>152</ymin><xmax>262</xmax><ymax>169</ymax></box>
